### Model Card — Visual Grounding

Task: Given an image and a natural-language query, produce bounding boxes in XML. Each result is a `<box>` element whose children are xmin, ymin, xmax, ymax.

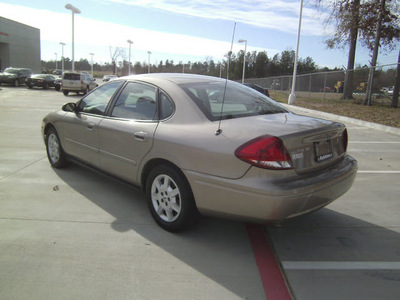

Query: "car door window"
<box><xmin>111</xmin><ymin>82</ymin><xmax>157</xmax><ymax>120</ymax></box>
<box><xmin>77</xmin><ymin>81</ymin><xmax>122</xmax><ymax>115</ymax></box>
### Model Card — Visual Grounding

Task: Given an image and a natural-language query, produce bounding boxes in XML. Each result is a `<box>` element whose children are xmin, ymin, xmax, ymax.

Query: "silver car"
<box><xmin>42</xmin><ymin>73</ymin><xmax>357</xmax><ymax>232</ymax></box>
<box><xmin>61</xmin><ymin>72</ymin><xmax>98</xmax><ymax>96</ymax></box>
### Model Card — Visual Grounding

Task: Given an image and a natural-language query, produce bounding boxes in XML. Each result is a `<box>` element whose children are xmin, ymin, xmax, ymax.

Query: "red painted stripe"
<box><xmin>246</xmin><ymin>223</ymin><xmax>292</xmax><ymax>300</ymax></box>
<box><xmin>0</xmin><ymin>32</ymin><xmax>9</xmax><ymax>36</ymax></box>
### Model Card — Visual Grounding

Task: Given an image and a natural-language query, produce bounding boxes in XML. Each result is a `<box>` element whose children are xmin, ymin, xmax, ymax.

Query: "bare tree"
<box><xmin>316</xmin><ymin>0</ymin><xmax>400</xmax><ymax>101</ymax></box>
<box><xmin>109</xmin><ymin>46</ymin><xmax>126</xmax><ymax>75</ymax></box>
<box><xmin>316</xmin><ymin>0</ymin><xmax>361</xmax><ymax>100</ymax></box>
<box><xmin>392</xmin><ymin>49</ymin><xmax>400</xmax><ymax>108</ymax></box>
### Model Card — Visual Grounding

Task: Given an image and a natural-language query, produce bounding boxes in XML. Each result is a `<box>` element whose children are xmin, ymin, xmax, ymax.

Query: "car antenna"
<box><xmin>215</xmin><ymin>22</ymin><xmax>236</xmax><ymax>136</ymax></box>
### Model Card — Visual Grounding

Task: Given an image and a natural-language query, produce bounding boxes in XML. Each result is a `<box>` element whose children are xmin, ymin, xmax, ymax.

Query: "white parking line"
<box><xmin>358</xmin><ymin>171</ymin><xmax>400</xmax><ymax>174</ymax></box>
<box><xmin>282</xmin><ymin>261</ymin><xmax>400</xmax><ymax>270</ymax></box>
<box><xmin>350</xmin><ymin>141</ymin><xmax>400</xmax><ymax>144</ymax></box>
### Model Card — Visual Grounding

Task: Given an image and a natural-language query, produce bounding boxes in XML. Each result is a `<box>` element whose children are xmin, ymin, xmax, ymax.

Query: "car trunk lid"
<box><xmin>223</xmin><ymin>112</ymin><xmax>348</xmax><ymax>174</ymax></box>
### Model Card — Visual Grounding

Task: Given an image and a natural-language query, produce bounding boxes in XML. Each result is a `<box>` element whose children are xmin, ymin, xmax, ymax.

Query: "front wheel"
<box><xmin>146</xmin><ymin>165</ymin><xmax>197</xmax><ymax>232</ymax></box>
<box><xmin>46</xmin><ymin>128</ymin><xmax>68</xmax><ymax>168</ymax></box>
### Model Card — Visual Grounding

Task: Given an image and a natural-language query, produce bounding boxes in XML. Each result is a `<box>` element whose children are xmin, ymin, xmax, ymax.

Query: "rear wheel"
<box><xmin>45</xmin><ymin>127</ymin><xmax>68</xmax><ymax>168</ymax></box>
<box><xmin>63</xmin><ymin>90</ymin><xmax>69</xmax><ymax>96</ymax></box>
<box><xmin>146</xmin><ymin>165</ymin><xmax>197</xmax><ymax>232</ymax></box>
<box><xmin>83</xmin><ymin>86</ymin><xmax>89</xmax><ymax>95</ymax></box>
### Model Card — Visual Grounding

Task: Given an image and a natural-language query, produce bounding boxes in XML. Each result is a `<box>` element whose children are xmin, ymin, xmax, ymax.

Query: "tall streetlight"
<box><xmin>60</xmin><ymin>42</ymin><xmax>65</xmax><ymax>74</ymax></box>
<box><xmin>65</xmin><ymin>4</ymin><xmax>81</xmax><ymax>72</ymax></box>
<box><xmin>89</xmin><ymin>53</ymin><xmax>94</xmax><ymax>75</ymax></box>
<box><xmin>54</xmin><ymin>53</ymin><xmax>58</xmax><ymax>70</ymax></box>
<box><xmin>238</xmin><ymin>39</ymin><xmax>247</xmax><ymax>84</ymax></box>
<box><xmin>127</xmin><ymin>39</ymin><xmax>133</xmax><ymax>75</ymax></box>
<box><xmin>147</xmin><ymin>51</ymin><xmax>152</xmax><ymax>73</ymax></box>
<box><xmin>288</xmin><ymin>0</ymin><xmax>304</xmax><ymax>105</ymax></box>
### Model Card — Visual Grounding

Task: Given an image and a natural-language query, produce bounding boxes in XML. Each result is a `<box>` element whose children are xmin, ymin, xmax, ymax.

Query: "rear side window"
<box><xmin>160</xmin><ymin>92</ymin><xmax>174</xmax><ymax>120</ymax></box>
<box><xmin>180</xmin><ymin>81</ymin><xmax>288</xmax><ymax>121</ymax></box>
<box><xmin>63</xmin><ymin>73</ymin><xmax>80</xmax><ymax>80</ymax></box>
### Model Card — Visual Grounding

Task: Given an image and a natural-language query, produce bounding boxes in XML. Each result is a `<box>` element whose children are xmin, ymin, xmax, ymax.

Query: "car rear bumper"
<box><xmin>184</xmin><ymin>155</ymin><xmax>357</xmax><ymax>223</ymax></box>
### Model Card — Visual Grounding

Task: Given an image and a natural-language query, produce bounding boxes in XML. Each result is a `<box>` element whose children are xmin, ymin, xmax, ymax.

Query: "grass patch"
<box><xmin>271</xmin><ymin>91</ymin><xmax>400</xmax><ymax>128</ymax></box>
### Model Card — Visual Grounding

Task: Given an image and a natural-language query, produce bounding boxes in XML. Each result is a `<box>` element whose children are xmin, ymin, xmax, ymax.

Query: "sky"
<box><xmin>0</xmin><ymin>0</ymin><xmax>399</xmax><ymax>69</ymax></box>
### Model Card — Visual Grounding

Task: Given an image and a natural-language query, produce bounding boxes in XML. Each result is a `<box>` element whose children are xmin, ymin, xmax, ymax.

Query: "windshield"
<box><xmin>180</xmin><ymin>81</ymin><xmax>288</xmax><ymax>121</ymax></box>
<box><xmin>32</xmin><ymin>74</ymin><xmax>47</xmax><ymax>79</ymax></box>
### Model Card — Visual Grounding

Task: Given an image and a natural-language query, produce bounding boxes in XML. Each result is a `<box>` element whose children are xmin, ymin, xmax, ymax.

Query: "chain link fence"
<box><xmin>245</xmin><ymin>63</ymin><xmax>398</xmax><ymax>102</ymax></box>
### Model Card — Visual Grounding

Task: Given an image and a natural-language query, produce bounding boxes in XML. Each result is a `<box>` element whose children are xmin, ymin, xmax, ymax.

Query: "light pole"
<box><xmin>60</xmin><ymin>42</ymin><xmax>65</xmax><ymax>74</ymax></box>
<box><xmin>127</xmin><ymin>39</ymin><xmax>133</xmax><ymax>75</ymax></box>
<box><xmin>238</xmin><ymin>39</ymin><xmax>247</xmax><ymax>84</ymax></box>
<box><xmin>147</xmin><ymin>51</ymin><xmax>151</xmax><ymax>73</ymax></box>
<box><xmin>89</xmin><ymin>53</ymin><xmax>94</xmax><ymax>75</ymax></box>
<box><xmin>288</xmin><ymin>0</ymin><xmax>304</xmax><ymax>105</ymax></box>
<box><xmin>65</xmin><ymin>4</ymin><xmax>81</xmax><ymax>72</ymax></box>
<box><xmin>54</xmin><ymin>53</ymin><xmax>58</xmax><ymax>70</ymax></box>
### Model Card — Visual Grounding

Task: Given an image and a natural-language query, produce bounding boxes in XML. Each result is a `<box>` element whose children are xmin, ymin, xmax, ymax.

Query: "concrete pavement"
<box><xmin>1</xmin><ymin>85</ymin><xmax>399</xmax><ymax>299</ymax></box>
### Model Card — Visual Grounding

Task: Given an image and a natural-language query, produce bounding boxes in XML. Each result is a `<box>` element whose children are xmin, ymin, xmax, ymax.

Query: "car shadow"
<box><xmin>53</xmin><ymin>163</ymin><xmax>400</xmax><ymax>299</ymax></box>
<box><xmin>53</xmin><ymin>163</ymin><xmax>265</xmax><ymax>299</ymax></box>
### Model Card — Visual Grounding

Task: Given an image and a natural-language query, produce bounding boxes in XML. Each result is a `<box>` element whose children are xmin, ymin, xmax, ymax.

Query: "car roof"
<box><xmin>122</xmin><ymin>73</ymin><xmax>226</xmax><ymax>85</ymax></box>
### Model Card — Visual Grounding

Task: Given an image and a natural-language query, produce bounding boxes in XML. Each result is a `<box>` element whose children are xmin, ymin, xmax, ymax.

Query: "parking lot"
<box><xmin>1</xmin><ymin>84</ymin><xmax>399</xmax><ymax>300</ymax></box>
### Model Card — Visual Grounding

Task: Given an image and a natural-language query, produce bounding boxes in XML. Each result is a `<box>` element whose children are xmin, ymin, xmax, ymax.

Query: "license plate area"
<box><xmin>314</xmin><ymin>140</ymin><xmax>333</xmax><ymax>162</ymax></box>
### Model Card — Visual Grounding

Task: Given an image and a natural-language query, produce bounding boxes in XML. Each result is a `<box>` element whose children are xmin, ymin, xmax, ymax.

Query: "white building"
<box><xmin>0</xmin><ymin>17</ymin><xmax>41</xmax><ymax>73</ymax></box>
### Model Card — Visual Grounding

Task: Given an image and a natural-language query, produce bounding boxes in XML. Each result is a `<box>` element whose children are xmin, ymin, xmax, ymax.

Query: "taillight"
<box><xmin>235</xmin><ymin>135</ymin><xmax>293</xmax><ymax>169</ymax></box>
<box><xmin>342</xmin><ymin>129</ymin><xmax>348</xmax><ymax>152</ymax></box>
<box><xmin>81</xmin><ymin>80</ymin><xmax>84</xmax><ymax>87</ymax></box>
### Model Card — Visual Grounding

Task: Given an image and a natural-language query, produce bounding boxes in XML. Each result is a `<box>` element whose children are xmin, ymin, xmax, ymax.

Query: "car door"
<box><xmin>98</xmin><ymin>81</ymin><xmax>159</xmax><ymax>184</ymax></box>
<box><xmin>59</xmin><ymin>80</ymin><xmax>123</xmax><ymax>166</ymax></box>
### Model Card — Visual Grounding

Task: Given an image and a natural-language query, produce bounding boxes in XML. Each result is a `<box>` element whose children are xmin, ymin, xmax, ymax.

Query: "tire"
<box><xmin>63</xmin><ymin>90</ymin><xmax>69</xmax><ymax>96</ymax></box>
<box><xmin>27</xmin><ymin>84</ymin><xmax>32</xmax><ymax>89</ymax></box>
<box><xmin>55</xmin><ymin>85</ymin><xmax>60</xmax><ymax>91</ymax></box>
<box><xmin>83</xmin><ymin>86</ymin><xmax>89</xmax><ymax>95</ymax></box>
<box><xmin>45</xmin><ymin>127</ymin><xmax>68</xmax><ymax>168</ymax></box>
<box><xmin>43</xmin><ymin>83</ymin><xmax>48</xmax><ymax>89</ymax></box>
<box><xmin>14</xmin><ymin>79</ymin><xmax>20</xmax><ymax>87</ymax></box>
<box><xmin>145</xmin><ymin>165</ymin><xmax>197</xmax><ymax>232</ymax></box>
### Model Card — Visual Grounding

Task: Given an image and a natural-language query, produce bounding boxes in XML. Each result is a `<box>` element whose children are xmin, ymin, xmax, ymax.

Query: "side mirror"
<box><xmin>62</xmin><ymin>102</ymin><xmax>77</xmax><ymax>112</ymax></box>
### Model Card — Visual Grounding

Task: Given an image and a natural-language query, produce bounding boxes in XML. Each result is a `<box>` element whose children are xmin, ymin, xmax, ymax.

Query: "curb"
<box><xmin>282</xmin><ymin>104</ymin><xmax>400</xmax><ymax>136</ymax></box>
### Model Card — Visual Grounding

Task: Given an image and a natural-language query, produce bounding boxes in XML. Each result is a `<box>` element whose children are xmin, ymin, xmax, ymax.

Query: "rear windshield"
<box><xmin>180</xmin><ymin>81</ymin><xmax>288</xmax><ymax>121</ymax></box>
<box><xmin>63</xmin><ymin>73</ymin><xmax>80</xmax><ymax>80</ymax></box>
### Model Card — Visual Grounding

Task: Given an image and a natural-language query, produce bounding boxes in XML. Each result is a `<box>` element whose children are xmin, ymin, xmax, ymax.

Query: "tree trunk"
<box><xmin>342</xmin><ymin>0</ymin><xmax>360</xmax><ymax>100</ymax></box>
<box><xmin>364</xmin><ymin>0</ymin><xmax>386</xmax><ymax>106</ymax></box>
<box><xmin>392</xmin><ymin>48</ymin><xmax>400</xmax><ymax>108</ymax></box>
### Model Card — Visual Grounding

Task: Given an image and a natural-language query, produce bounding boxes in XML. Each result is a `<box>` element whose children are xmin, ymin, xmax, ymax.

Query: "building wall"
<box><xmin>0</xmin><ymin>17</ymin><xmax>41</xmax><ymax>73</ymax></box>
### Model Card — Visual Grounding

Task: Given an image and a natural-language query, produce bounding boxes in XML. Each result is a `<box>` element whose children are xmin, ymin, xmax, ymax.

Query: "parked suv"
<box><xmin>61</xmin><ymin>72</ymin><xmax>98</xmax><ymax>96</ymax></box>
<box><xmin>0</xmin><ymin>67</ymin><xmax>33</xmax><ymax>87</ymax></box>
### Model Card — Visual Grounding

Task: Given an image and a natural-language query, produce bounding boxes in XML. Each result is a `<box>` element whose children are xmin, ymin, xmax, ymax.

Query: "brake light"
<box><xmin>81</xmin><ymin>80</ymin><xmax>84</xmax><ymax>88</ymax></box>
<box><xmin>235</xmin><ymin>135</ymin><xmax>293</xmax><ymax>169</ymax></box>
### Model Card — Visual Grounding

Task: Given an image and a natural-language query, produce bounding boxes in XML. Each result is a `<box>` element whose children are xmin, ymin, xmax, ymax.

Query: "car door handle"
<box><xmin>87</xmin><ymin>123</ymin><xmax>95</xmax><ymax>130</ymax></box>
<box><xmin>134</xmin><ymin>131</ymin><xmax>148</xmax><ymax>141</ymax></box>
